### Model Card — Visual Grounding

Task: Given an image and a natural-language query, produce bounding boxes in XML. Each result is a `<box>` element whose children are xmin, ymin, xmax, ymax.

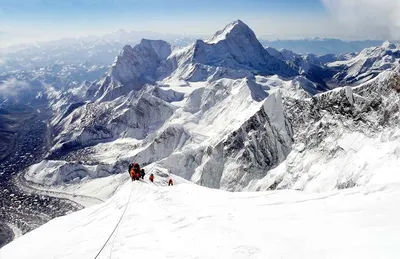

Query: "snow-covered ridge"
<box><xmin>2</xmin><ymin>181</ymin><xmax>400</xmax><ymax>259</ymax></box>
<box><xmin>206</xmin><ymin>20</ymin><xmax>253</xmax><ymax>44</ymax></box>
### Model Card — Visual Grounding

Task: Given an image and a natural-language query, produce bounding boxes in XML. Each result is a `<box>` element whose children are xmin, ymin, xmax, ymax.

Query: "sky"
<box><xmin>0</xmin><ymin>0</ymin><xmax>399</xmax><ymax>45</ymax></box>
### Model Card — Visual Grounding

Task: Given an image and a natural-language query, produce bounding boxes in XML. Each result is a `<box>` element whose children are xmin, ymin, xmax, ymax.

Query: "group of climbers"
<box><xmin>128</xmin><ymin>162</ymin><xmax>173</xmax><ymax>186</ymax></box>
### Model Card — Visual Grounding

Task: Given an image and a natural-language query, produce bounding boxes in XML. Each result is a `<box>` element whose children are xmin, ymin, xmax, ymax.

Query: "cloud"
<box><xmin>322</xmin><ymin>0</ymin><xmax>400</xmax><ymax>39</ymax></box>
<box><xmin>0</xmin><ymin>78</ymin><xmax>30</xmax><ymax>97</ymax></box>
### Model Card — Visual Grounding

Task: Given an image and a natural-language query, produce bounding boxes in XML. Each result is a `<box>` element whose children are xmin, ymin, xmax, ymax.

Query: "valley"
<box><xmin>0</xmin><ymin>106</ymin><xmax>79</xmax><ymax>248</ymax></box>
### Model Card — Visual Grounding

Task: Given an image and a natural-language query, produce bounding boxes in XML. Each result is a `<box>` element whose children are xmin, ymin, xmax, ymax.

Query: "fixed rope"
<box><xmin>93</xmin><ymin>183</ymin><xmax>134</xmax><ymax>259</ymax></box>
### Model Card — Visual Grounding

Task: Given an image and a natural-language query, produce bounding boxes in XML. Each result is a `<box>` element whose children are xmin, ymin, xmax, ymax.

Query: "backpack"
<box><xmin>129</xmin><ymin>162</ymin><xmax>140</xmax><ymax>171</ymax></box>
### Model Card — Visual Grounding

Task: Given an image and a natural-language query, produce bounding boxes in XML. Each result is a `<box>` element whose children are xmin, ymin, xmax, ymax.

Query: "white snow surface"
<box><xmin>2</xmin><ymin>180</ymin><xmax>400</xmax><ymax>259</ymax></box>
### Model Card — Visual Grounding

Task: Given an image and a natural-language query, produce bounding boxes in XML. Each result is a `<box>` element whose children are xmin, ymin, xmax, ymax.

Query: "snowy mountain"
<box><xmin>327</xmin><ymin>41</ymin><xmax>400</xmax><ymax>86</ymax></box>
<box><xmin>266</xmin><ymin>42</ymin><xmax>400</xmax><ymax>90</ymax></box>
<box><xmin>196</xmin><ymin>20</ymin><xmax>297</xmax><ymax>77</ymax></box>
<box><xmin>15</xmin><ymin>21</ymin><xmax>396</xmax><ymax>193</ymax></box>
<box><xmin>93</xmin><ymin>40</ymin><xmax>173</xmax><ymax>101</ymax></box>
<box><xmin>1</xmin><ymin>20</ymin><xmax>400</xmax><ymax>256</ymax></box>
<box><xmin>22</xmin><ymin>21</ymin><xmax>400</xmax><ymax>193</ymax></box>
<box><xmin>94</xmin><ymin>20</ymin><xmax>297</xmax><ymax>102</ymax></box>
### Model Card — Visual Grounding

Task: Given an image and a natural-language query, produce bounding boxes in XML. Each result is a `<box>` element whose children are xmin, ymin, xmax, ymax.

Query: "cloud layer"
<box><xmin>322</xmin><ymin>0</ymin><xmax>400</xmax><ymax>39</ymax></box>
<box><xmin>0</xmin><ymin>78</ymin><xmax>29</xmax><ymax>97</ymax></box>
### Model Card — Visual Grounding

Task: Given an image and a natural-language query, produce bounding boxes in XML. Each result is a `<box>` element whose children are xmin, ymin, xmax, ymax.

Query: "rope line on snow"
<box><xmin>93</xmin><ymin>183</ymin><xmax>134</xmax><ymax>259</ymax></box>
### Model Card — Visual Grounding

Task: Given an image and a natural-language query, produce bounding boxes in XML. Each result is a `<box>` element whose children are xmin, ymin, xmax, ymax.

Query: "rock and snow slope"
<box><xmin>245</xmin><ymin>70</ymin><xmax>400</xmax><ymax>192</ymax></box>
<box><xmin>2</xmin><ymin>181</ymin><xmax>400</xmax><ymax>259</ymax></box>
<box><xmin>38</xmin><ymin>70</ymin><xmax>400</xmax><ymax>194</ymax></box>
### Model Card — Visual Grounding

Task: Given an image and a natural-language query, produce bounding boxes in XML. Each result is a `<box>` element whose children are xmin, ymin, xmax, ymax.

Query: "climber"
<box><xmin>129</xmin><ymin>163</ymin><xmax>141</xmax><ymax>181</ymax></box>
<box><xmin>135</xmin><ymin>169</ymin><xmax>141</xmax><ymax>181</ymax></box>
<box><xmin>168</xmin><ymin>178</ymin><xmax>174</xmax><ymax>186</ymax></box>
<box><xmin>149</xmin><ymin>173</ymin><xmax>154</xmax><ymax>183</ymax></box>
<box><xmin>140</xmin><ymin>169</ymin><xmax>145</xmax><ymax>179</ymax></box>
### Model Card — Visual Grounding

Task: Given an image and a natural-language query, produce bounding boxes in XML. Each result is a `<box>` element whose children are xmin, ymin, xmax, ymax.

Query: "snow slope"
<box><xmin>1</xmin><ymin>181</ymin><xmax>400</xmax><ymax>259</ymax></box>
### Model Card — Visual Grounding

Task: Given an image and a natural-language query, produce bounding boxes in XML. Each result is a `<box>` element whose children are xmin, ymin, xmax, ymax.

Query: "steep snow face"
<box><xmin>93</xmin><ymin>40</ymin><xmax>172</xmax><ymax>102</ymax></box>
<box><xmin>2</xmin><ymin>182</ymin><xmax>400</xmax><ymax>259</ymax></box>
<box><xmin>328</xmin><ymin>41</ymin><xmax>400</xmax><ymax>86</ymax></box>
<box><xmin>192</xmin><ymin>91</ymin><xmax>293</xmax><ymax>190</ymax></box>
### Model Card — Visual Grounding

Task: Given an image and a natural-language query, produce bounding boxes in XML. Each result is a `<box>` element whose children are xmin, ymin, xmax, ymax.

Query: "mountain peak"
<box><xmin>190</xmin><ymin>20</ymin><xmax>297</xmax><ymax>78</ymax></box>
<box><xmin>205</xmin><ymin>20</ymin><xmax>255</xmax><ymax>44</ymax></box>
<box><xmin>381</xmin><ymin>40</ymin><xmax>397</xmax><ymax>50</ymax></box>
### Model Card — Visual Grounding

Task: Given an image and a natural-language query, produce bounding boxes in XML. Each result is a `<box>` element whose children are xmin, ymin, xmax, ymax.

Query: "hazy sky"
<box><xmin>0</xmin><ymin>0</ymin><xmax>399</xmax><ymax>45</ymax></box>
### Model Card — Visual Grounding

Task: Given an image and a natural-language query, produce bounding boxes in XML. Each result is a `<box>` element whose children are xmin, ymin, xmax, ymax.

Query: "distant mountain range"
<box><xmin>259</xmin><ymin>38</ymin><xmax>397</xmax><ymax>55</ymax></box>
<box><xmin>2</xmin><ymin>28</ymin><xmax>397</xmax><ymax>57</ymax></box>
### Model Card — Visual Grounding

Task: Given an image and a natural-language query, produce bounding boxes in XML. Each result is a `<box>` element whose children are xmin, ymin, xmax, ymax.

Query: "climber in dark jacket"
<box><xmin>140</xmin><ymin>169</ymin><xmax>145</xmax><ymax>179</ymax></box>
